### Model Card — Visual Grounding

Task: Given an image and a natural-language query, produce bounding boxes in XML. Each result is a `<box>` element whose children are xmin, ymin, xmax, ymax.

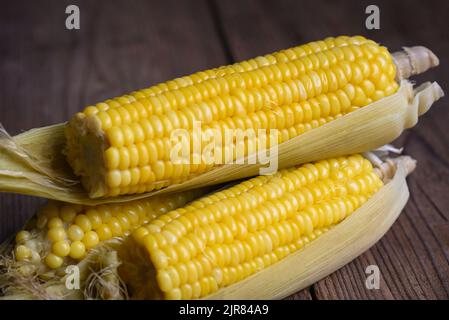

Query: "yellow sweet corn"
<box><xmin>118</xmin><ymin>154</ymin><xmax>385</xmax><ymax>299</ymax></box>
<box><xmin>12</xmin><ymin>188</ymin><xmax>207</xmax><ymax>271</ymax></box>
<box><xmin>0</xmin><ymin>35</ymin><xmax>439</xmax><ymax>205</ymax></box>
<box><xmin>64</xmin><ymin>35</ymin><xmax>401</xmax><ymax>198</ymax></box>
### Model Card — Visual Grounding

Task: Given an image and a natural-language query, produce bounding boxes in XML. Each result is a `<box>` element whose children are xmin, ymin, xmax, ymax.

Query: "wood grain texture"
<box><xmin>0</xmin><ymin>0</ymin><xmax>448</xmax><ymax>300</ymax></box>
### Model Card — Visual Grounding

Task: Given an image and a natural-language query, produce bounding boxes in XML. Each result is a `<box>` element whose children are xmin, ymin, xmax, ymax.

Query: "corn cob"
<box><xmin>11</xmin><ymin>188</ymin><xmax>207</xmax><ymax>273</ymax></box>
<box><xmin>117</xmin><ymin>154</ymin><xmax>405</xmax><ymax>300</ymax></box>
<box><xmin>63</xmin><ymin>35</ymin><xmax>437</xmax><ymax>199</ymax></box>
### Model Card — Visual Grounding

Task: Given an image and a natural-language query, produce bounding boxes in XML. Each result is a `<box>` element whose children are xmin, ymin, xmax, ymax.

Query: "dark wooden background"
<box><xmin>0</xmin><ymin>0</ymin><xmax>448</xmax><ymax>299</ymax></box>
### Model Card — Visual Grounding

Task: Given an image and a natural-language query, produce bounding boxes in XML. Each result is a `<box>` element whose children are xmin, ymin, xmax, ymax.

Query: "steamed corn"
<box><xmin>0</xmin><ymin>35</ymin><xmax>440</xmax><ymax>205</ymax></box>
<box><xmin>65</xmin><ymin>36</ymin><xmax>401</xmax><ymax>198</ymax></box>
<box><xmin>1</xmin><ymin>152</ymin><xmax>417</xmax><ymax>300</ymax></box>
<box><xmin>118</xmin><ymin>154</ymin><xmax>385</xmax><ymax>299</ymax></box>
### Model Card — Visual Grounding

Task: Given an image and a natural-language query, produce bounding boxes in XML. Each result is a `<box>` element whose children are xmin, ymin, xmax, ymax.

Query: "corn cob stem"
<box><xmin>372</xmin><ymin>155</ymin><xmax>416</xmax><ymax>182</ymax></box>
<box><xmin>393</xmin><ymin>46</ymin><xmax>440</xmax><ymax>81</ymax></box>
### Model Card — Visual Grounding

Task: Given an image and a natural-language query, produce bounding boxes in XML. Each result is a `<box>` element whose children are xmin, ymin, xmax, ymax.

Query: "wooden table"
<box><xmin>0</xmin><ymin>0</ymin><xmax>448</xmax><ymax>299</ymax></box>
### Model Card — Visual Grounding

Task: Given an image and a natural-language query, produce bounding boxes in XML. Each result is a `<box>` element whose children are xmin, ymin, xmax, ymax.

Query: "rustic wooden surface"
<box><xmin>0</xmin><ymin>0</ymin><xmax>448</xmax><ymax>299</ymax></box>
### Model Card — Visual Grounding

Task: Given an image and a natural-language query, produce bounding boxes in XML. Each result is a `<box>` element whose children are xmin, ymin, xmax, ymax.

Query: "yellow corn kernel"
<box><xmin>48</xmin><ymin>227</ymin><xmax>67</xmax><ymax>242</ymax></box>
<box><xmin>15</xmin><ymin>245</ymin><xmax>31</xmax><ymax>261</ymax></box>
<box><xmin>15</xmin><ymin>231</ymin><xmax>31</xmax><ymax>244</ymax></box>
<box><xmin>47</xmin><ymin>217</ymin><xmax>64</xmax><ymax>229</ymax></box>
<box><xmin>60</xmin><ymin>205</ymin><xmax>78</xmax><ymax>223</ymax></box>
<box><xmin>52</xmin><ymin>240</ymin><xmax>71</xmax><ymax>257</ymax></box>
<box><xmin>67</xmin><ymin>225</ymin><xmax>84</xmax><ymax>241</ymax></box>
<box><xmin>82</xmin><ymin>231</ymin><xmax>100</xmax><ymax>248</ymax></box>
<box><xmin>45</xmin><ymin>253</ymin><xmax>64</xmax><ymax>269</ymax></box>
<box><xmin>69</xmin><ymin>241</ymin><xmax>86</xmax><ymax>259</ymax></box>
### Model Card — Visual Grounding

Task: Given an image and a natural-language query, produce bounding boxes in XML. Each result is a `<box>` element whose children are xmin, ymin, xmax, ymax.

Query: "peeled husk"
<box><xmin>0</xmin><ymin>80</ymin><xmax>442</xmax><ymax>205</ymax></box>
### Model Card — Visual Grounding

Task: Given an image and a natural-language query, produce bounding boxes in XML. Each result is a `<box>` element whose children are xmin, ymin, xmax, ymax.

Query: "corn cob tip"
<box><xmin>393</xmin><ymin>46</ymin><xmax>440</xmax><ymax>80</ymax></box>
<box><xmin>391</xmin><ymin>155</ymin><xmax>417</xmax><ymax>176</ymax></box>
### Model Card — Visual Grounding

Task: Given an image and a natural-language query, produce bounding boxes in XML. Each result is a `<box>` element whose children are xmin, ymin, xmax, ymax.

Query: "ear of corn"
<box><xmin>117</xmin><ymin>154</ymin><xmax>409</xmax><ymax>300</ymax></box>
<box><xmin>62</xmin><ymin>36</ymin><xmax>400</xmax><ymax>198</ymax></box>
<box><xmin>0</xmin><ymin>79</ymin><xmax>441</xmax><ymax>205</ymax></box>
<box><xmin>9</xmin><ymin>188</ymin><xmax>207</xmax><ymax>274</ymax></box>
<box><xmin>0</xmin><ymin>36</ymin><xmax>442</xmax><ymax>204</ymax></box>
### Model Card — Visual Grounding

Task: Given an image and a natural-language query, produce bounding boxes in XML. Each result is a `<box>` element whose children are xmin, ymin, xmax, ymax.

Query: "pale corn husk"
<box><xmin>0</xmin><ymin>80</ymin><xmax>443</xmax><ymax>205</ymax></box>
<box><xmin>205</xmin><ymin>155</ymin><xmax>412</xmax><ymax>299</ymax></box>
